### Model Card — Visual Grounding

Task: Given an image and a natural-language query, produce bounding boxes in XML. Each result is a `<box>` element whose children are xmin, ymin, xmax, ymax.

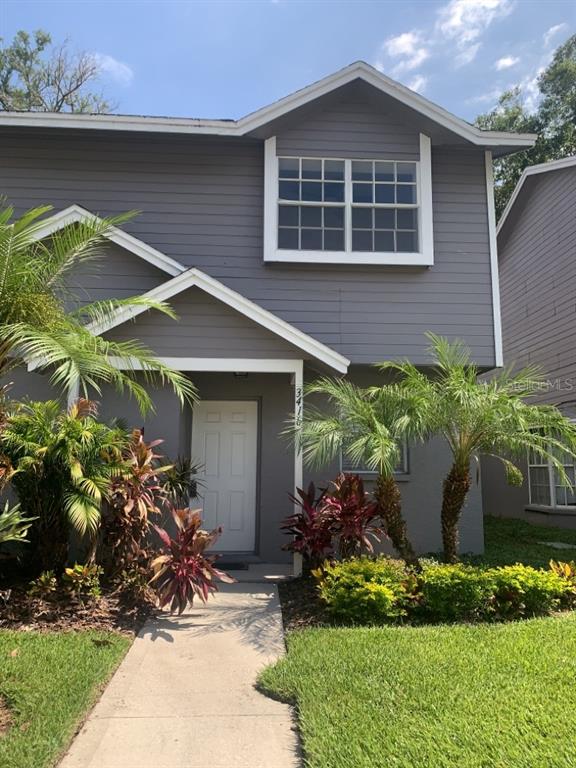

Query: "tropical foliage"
<box><xmin>291</xmin><ymin>377</ymin><xmax>426</xmax><ymax>564</ymax></box>
<box><xmin>0</xmin><ymin>398</ymin><xmax>127</xmax><ymax>569</ymax></box>
<box><xmin>281</xmin><ymin>482</ymin><xmax>332</xmax><ymax>569</ymax></box>
<box><xmin>151</xmin><ymin>508</ymin><xmax>235</xmax><ymax>614</ymax></box>
<box><xmin>0</xmin><ymin>501</ymin><xmax>36</xmax><ymax>545</ymax></box>
<box><xmin>101</xmin><ymin>429</ymin><xmax>171</xmax><ymax>577</ymax></box>
<box><xmin>384</xmin><ymin>333</ymin><xmax>576</xmax><ymax>562</ymax></box>
<box><xmin>0</xmin><ymin>202</ymin><xmax>196</xmax><ymax>413</ymax></box>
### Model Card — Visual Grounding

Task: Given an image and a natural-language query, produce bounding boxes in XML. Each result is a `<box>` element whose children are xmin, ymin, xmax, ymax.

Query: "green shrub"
<box><xmin>315</xmin><ymin>556</ymin><xmax>415</xmax><ymax>623</ymax></box>
<box><xmin>28</xmin><ymin>570</ymin><xmax>58</xmax><ymax>600</ymax></box>
<box><xmin>418</xmin><ymin>563</ymin><xmax>496</xmax><ymax>621</ymax></box>
<box><xmin>313</xmin><ymin>557</ymin><xmax>575</xmax><ymax>626</ymax></box>
<box><xmin>491</xmin><ymin>564</ymin><xmax>569</xmax><ymax>617</ymax></box>
<box><xmin>62</xmin><ymin>563</ymin><xmax>102</xmax><ymax>599</ymax></box>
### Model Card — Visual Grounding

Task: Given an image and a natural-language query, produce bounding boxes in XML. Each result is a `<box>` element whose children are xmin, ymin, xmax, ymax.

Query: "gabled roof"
<box><xmin>0</xmin><ymin>62</ymin><xmax>535</xmax><ymax>152</ymax></box>
<box><xmin>89</xmin><ymin>267</ymin><xmax>350</xmax><ymax>374</ymax></box>
<box><xmin>32</xmin><ymin>205</ymin><xmax>185</xmax><ymax>276</ymax></box>
<box><xmin>497</xmin><ymin>156</ymin><xmax>576</xmax><ymax>235</ymax></box>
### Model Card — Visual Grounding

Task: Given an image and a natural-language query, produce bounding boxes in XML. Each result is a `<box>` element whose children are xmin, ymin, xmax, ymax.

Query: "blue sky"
<box><xmin>1</xmin><ymin>0</ymin><xmax>574</xmax><ymax>121</ymax></box>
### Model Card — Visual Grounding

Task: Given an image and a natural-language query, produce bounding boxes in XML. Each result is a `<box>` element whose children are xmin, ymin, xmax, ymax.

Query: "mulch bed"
<box><xmin>0</xmin><ymin>588</ymin><xmax>156</xmax><ymax>635</ymax></box>
<box><xmin>278</xmin><ymin>576</ymin><xmax>330</xmax><ymax>632</ymax></box>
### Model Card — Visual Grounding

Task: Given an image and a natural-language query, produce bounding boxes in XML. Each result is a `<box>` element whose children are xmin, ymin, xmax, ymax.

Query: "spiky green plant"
<box><xmin>1</xmin><ymin>398</ymin><xmax>128</xmax><ymax>569</ymax></box>
<box><xmin>290</xmin><ymin>378</ymin><xmax>429</xmax><ymax>565</ymax></box>
<box><xmin>0</xmin><ymin>202</ymin><xmax>196</xmax><ymax>413</ymax></box>
<box><xmin>383</xmin><ymin>333</ymin><xmax>576</xmax><ymax>562</ymax></box>
<box><xmin>0</xmin><ymin>501</ymin><xmax>36</xmax><ymax>545</ymax></box>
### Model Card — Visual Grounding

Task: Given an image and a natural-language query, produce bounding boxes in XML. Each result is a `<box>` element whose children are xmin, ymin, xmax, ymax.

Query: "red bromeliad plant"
<box><xmin>151</xmin><ymin>508</ymin><xmax>236</xmax><ymax>614</ymax></box>
<box><xmin>281</xmin><ymin>482</ymin><xmax>333</xmax><ymax>569</ymax></box>
<box><xmin>320</xmin><ymin>473</ymin><xmax>381</xmax><ymax>560</ymax></box>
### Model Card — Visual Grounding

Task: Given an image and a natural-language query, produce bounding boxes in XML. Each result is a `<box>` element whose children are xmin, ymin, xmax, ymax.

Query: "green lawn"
<box><xmin>0</xmin><ymin>631</ymin><xmax>130</xmax><ymax>768</ymax></box>
<box><xmin>261</xmin><ymin>517</ymin><xmax>576</xmax><ymax>767</ymax></box>
<box><xmin>260</xmin><ymin>615</ymin><xmax>576</xmax><ymax>768</ymax></box>
<box><xmin>481</xmin><ymin>515</ymin><xmax>576</xmax><ymax>567</ymax></box>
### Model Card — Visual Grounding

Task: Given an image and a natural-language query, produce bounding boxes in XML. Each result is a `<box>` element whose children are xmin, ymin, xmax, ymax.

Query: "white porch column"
<box><xmin>292</xmin><ymin>360</ymin><xmax>304</xmax><ymax>576</ymax></box>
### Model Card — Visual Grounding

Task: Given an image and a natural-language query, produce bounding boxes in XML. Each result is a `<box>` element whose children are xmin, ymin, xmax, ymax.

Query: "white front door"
<box><xmin>191</xmin><ymin>401</ymin><xmax>258</xmax><ymax>552</ymax></box>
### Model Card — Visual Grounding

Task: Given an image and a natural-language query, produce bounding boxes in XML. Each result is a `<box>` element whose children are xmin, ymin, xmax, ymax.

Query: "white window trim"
<box><xmin>264</xmin><ymin>133</ymin><xmax>434</xmax><ymax>266</ymax></box>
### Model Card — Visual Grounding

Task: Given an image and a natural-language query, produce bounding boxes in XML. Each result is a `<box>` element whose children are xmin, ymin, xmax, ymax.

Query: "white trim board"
<box><xmin>31</xmin><ymin>205</ymin><xmax>186</xmax><ymax>277</ymax></box>
<box><xmin>485</xmin><ymin>151</ymin><xmax>503</xmax><ymax>368</ymax></box>
<box><xmin>497</xmin><ymin>155</ymin><xmax>576</xmax><ymax>235</ymax></box>
<box><xmin>107</xmin><ymin>357</ymin><xmax>305</xmax><ymax>374</ymax></box>
<box><xmin>0</xmin><ymin>62</ymin><xmax>535</xmax><ymax>152</ymax></box>
<box><xmin>91</xmin><ymin>268</ymin><xmax>350</xmax><ymax>374</ymax></box>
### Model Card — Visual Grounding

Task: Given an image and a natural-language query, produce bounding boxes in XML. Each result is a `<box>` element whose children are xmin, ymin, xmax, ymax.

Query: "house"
<box><xmin>0</xmin><ymin>62</ymin><xmax>534</xmax><ymax>561</ymax></box>
<box><xmin>482</xmin><ymin>156</ymin><xmax>576</xmax><ymax>529</ymax></box>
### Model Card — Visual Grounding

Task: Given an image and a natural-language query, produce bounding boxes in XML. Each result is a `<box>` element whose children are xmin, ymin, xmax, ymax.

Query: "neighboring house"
<box><xmin>482</xmin><ymin>156</ymin><xmax>576</xmax><ymax>529</ymax></box>
<box><xmin>0</xmin><ymin>62</ymin><xmax>534</xmax><ymax>561</ymax></box>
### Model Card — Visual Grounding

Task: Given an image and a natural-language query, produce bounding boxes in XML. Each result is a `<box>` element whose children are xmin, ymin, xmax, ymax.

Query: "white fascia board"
<box><xmin>107</xmin><ymin>357</ymin><xmax>304</xmax><ymax>373</ymax></box>
<box><xmin>32</xmin><ymin>205</ymin><xmax>186</xmax><ymax>277</ymax></box>
<box><xmin>237</xmin><ymin>62</ymin><xmax>536</xmax><ymax>148</ymax></box>
<box><xmin>0</xmin><ymin>110</ymin><xmax>238</xmax><ymax>135</ymax></box>
<box><xmin>0</xmin><ymin>62</ymin><xmax>536</xmax><ymax>150</ymax></box>
<box><xmin>90</xmin><ymin>267</ymin><xmax>350</xmax><ymax>374</ymax></box>
<box><xmin>497</xmin><ymin>155</ymin><xmax>576</xmax><ymax>235</ymax></box>
<box><xmin>485</xmin><ymin>151</ymin><xmax>503</xmax><ymax>368</ymax></box>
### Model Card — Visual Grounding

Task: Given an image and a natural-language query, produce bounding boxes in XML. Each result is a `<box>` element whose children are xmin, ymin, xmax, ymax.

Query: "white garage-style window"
<box><xmin>264</xmin><ymin>134</ymin><xmax>434</xmax><ymax>266</ymax></box>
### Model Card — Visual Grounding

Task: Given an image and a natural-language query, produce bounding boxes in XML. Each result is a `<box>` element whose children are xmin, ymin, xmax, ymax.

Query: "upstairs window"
<box><xmin>265</xmin><ymin>134</ymin><xmax>433</xmax><ymax>266</ymax></box>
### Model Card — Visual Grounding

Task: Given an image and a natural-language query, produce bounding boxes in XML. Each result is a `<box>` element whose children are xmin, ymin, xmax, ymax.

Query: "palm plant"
<box><xmin>1</xmin><ymin>398</ymin><xmax>128</xmax><ymax>569</ymax></box>
<box><xmin>0</xmin><ymin>202</ymin><xmax>196</xmax><ymax>413</ymax></box>
<box><xmin>0</xmin><ymin>502</ymin><xmax>36</xmax><ymax>545</ymax></box>
<box><xmin>384</xmin><ymin>333</ymin><xmax>576</xmax><ymax>562</ymax></box>
<box><xmin>292</xmin><ymin>378</ymin><xmax>427</xmax><ymax>565</ymax></box>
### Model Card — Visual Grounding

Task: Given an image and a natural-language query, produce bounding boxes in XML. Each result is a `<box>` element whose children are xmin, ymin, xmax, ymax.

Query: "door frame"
<box><xmin>191</xmin><ymin>398</ymin><xmax>261</xmax><ymax>555</ymax></box>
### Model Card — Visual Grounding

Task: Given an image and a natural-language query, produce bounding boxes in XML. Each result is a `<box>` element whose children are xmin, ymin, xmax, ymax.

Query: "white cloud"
<box><xmin>406</xmin><ymin>74</ymin><xmax>428</xmax><ymax>93</ymax></box>
<box><xmin>375</xmin><ymin>31</ymin><xmax>430</xmax><ymax>75</ymax></box>
<box><xmin>92</xmin><ymin>53</ymin><xmax>134</xmax><ymax>86</ymax></box>
<box><xmin>436</xmin><ymin>0</ymin><xmax>514</xmax><ymax>66</ymax></box>
<box><xmin>436</xmin><ymin>0</ymin><xmax>514</xmax><ymax>43</ymax></box>
<box><xmin>543</xmin><ymin>23</ymin><xmax>568</xmax><ymax>47</ymax></box>
<box><xmin>494</xmin><ymin>55</ymin><xmax>519</xmax><ymax>70</ymax></box>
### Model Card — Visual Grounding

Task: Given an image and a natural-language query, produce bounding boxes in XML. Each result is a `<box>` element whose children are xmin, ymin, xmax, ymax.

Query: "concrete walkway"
<box><xmin>59</xmin><ymin>582</ymin><xmax>300</xmax><ymax>768</ymax></box>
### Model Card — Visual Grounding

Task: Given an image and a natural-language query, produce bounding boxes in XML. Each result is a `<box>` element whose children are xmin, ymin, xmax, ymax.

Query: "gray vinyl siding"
<box><xmin>104</xmin><ymin>287</ymin><xmax>307</xmax><ymax>359</ymax></box>
<box><xmin>65</xmin><ymin>243</ymin><xmax>166</xmax><ymax>307</ymax></box>
<box><xmin>482</xmin><ymin>165</ymin><xmax>576</xmax><ymax>526</ymax></box>
<box><xmin>276</xmin><ymin>94</ymin><xmax>420</xmax><ymax>159</ymax></box>
<box><xmin>0</xmin><ymin>86</ymin><xmax>495</xmax><ymax>365</ymax></box>
<box><xmin>498</xmin><ymin>167</ymin><xmax>576</xmax><ymax>405</ymax></box>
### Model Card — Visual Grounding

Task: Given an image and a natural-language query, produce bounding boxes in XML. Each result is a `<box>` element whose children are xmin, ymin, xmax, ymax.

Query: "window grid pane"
<box><xmin>277</xmin><ymin>157</ymin><xmax>419</xmax><ymax>255</ymax></box>
<box><xmin>528</xmin><ymin>436</ymin><xmax>576</xmax><ymax>508</ymax></box>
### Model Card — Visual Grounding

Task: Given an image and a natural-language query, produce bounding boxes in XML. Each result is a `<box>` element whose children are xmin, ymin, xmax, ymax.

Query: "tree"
<box><xmin>385</xmin><ymin>334</ymin><xmax>576</xmax><ymax>563</ymax></box>
<box><xmin>0</xmin><ymin>30</ymin><xmax>111</xmax><ymax>113</ymax></box>
<box><xmin>0</xmin><ymin>202</ymin><xmax>197</xmax><ymax>413</ymax></box>
<box><xmin>475</xmin><ymin>34</ymin><xmax>576</xmax><ymax>217</ymax></box>
<box><xmin>293</xmin><ymin>378</ymin><xmax>426</xmax><ymax>565</ymax></box>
